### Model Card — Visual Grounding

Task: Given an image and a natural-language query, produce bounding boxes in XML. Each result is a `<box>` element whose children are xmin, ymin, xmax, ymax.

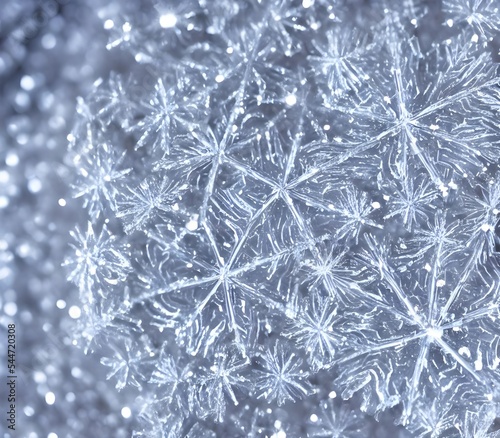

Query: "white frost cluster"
<box><xmin>66</xmin><ymin>0</ymin><xmax>500</xmax><ymax>436</ymax></box>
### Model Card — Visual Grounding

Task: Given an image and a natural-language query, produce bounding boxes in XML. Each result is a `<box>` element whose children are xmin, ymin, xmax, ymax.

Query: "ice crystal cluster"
<box><xmin>67</xmin><ymin>0</ymin><xmax>500</xmax><ymax>436</ymax></box>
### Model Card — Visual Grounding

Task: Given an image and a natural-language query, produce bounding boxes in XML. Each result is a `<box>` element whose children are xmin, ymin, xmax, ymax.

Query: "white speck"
<box><xmin>323</xmin><ymin>124</ymin><xmax>330</xmax><ymax>131</ymax></box>
<box><xmin>186</xmin><ymin>219</ymin><xmax>198</xmax><ymax>231</ymax></box>
<box><xmin>48</xmin><ymin>433</ymin><xmax>58</xmax><ymax>438</ymax></box>
<box><xmin>285</xmin><ymin>94</ymin><xmax>297</xmax><ymax>106</ymax></box>
<box><xmin>383</xmin><ymin>96</ymin><xmax>391</xmax><ymax>104</ymax></box>
<box><xmin>471</xmin><ymin>34</ymin><xmax>479</xmax><ymax>43</ymax></box>
<box><xmin>302</xmin><ymin>0</ymin><xmax>314</xmax><ymax>8</ymax></box>
<box><xmin>310</xmin><ymin>414</ymin><xmax>318</xmax><ymax>422</ymax></box>
<box><xmin>6</xmin><ymin>152</ymin><xmax>19</xmax><ymax>167</ymax></box>
<box><xmin>448</xmin><ymin>181</ymin><xmax>457</xmax><ymax>190</ymax></box>
<box><xmin>122</xmin><ymin>22</ymin><xmax>132</xmax><ymax>32</ymax></box>
<box><xmin>411</xmin><ymin>18</ymin><xmax>417</xmax><ymax>25</ymax></box>
<box><xmin>121</xmin><ymin>406</ymin><xmax>132</xmax><ymax>418</ymax></box>
<box><xmin>458</xmin><ymin>346</ymin><xmax>471</xmax><ymax>358</ymax></box>
<box><xmin>486</xmin><ymin>393</ymin><xmax>493</xmax><ymax>401</ymax></box>
<box><xmin>28</xmin><ymin>178</ymin><xmax>42</xmax><ymax>193</ymax></box>
<box><xmin>0</xmin><ymin>196</ymin><xmax>9</xmax><ymax>209</ymax></box>
<box><xmin>4</xmin><ymin>302</ymin><xmax>17</xmax><ymax>316</ymax></box>
<box><xmin>24</xmin><ymin>406</ymin><xmax>35</xmax><ymax>417</ymax></box>
<box><xmin>34</xmin><ymin>371</ymin><xmax>46</xmax><ymax>384</ymax></box>
<box><xmin>69</xmin><ymin>306</ymin><xmax>81</xmax><ymax>319</ymax></box>
<box><xmin>481</xmin><ymin>223</ymin><xmax>492</xmax><ymax>232</ymax></box>
<box><xmin>104</xmin><ymin>19</ymin><xmax>114</xmax><ymax>29</ymax></box>
<box><xmin>274</xmin><ymin>420</ymin><xmax>282</xmax><ymax>429</ymax></box>
<box><xmin>21</xmin><ymin>75</ymin><xmax>35</xmax><ymax>91</ymax></box>
<box><xmin>436</xmin><ymin>279</ymin><xmax>446</xmax><ymax>287</ymax></box>
<box><xmin>45</xmin><ymin>392</ymin><xmax>56</xmax><ymax>405</ymax></box>
<box><xmin>186</xmin><ymin>263</ymin><xmax>193</xmax><ymax>268</ymax></box>
<box><xmin>439</xmin><ymin>184</ymin><xmax>449</xmax><ymax>197</ymax></box>
<box><xmin>446</xmin><ymin>19</ymin><xmax>454</xmax><ymax>27</ymax></box>
<box><xmin>430</xmin><ymin>124</ymin><xmax>439</xmax><ymax>131</ymax></box>
<box><xmin>215</xmin><ymin>74</ymin><xmax>225</xmax><ymax>83</ymax></box>
<box><xmin>226</xmin><ymin>47</ymin><xmax>233</xmax><ymax>54</ymax></box>
<box><xmin>328</xmin><ymin>390</ymin><xmax>337</xmax><ymax>398</ymax></box>
<box><xmin>424</xmin><ymin>263</ymin><xmax>432</xmax><ymax>272</ymax></box>
<box><xmin>58</xmin><ymin>198</ymin><xmax>67</xmax><ymax>207</ymax></box>
<box><xmin>172</xmin><ymin>203</ymin><xmax>179</xmax><ymax>211</ymax></box>
<box><xmin>160</xmin><ymin>13</ymin><xmax>177</xmax><ymax>28</ymax></box>
<box><xmin>41</xmin><ymin>33</ymin><xmax>57</xmax><ymax>49</ymax></box>
<box><xmin>277</xmin><ymin>431</ymin><xmax>286</xmax><ymax>438</ymax></box>
<box><xmin>371</xmin><ymin>201</ymin><xmax>381</xmax><ymax>209</ymax></box>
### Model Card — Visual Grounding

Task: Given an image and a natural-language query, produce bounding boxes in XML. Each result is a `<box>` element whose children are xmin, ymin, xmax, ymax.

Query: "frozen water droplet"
<box><xmin>121</xmin><ymin>406</ymin><xmax>132</xmax><ymax>418</ymax></box>
<box><xmin>69</xmin><ymin>306</ymin><xmax>81</xmax><ymax>319</ymax></box>
<box><xmin>160</xmin><ymin>13</ymin><xmax>177</xmax><ymax>28</ymax></box>
<box><xmin>481</xmin><ymin>223</ymin><xmax>492</xmax><ymax>232</ymax></box>
<box><xmin>45</xmin><ymin>392</ymin><xmax>56</xmax><ymax>405</ymax></box>
<box><xmin>20</xmin><ymin>75</ymin><xmax>35</xmax><ymax>91</ymax></box>
<box><xmin>186</xmin><ymin>219</ymin><xmax>198</xmax><ymax>231</ymax></box>
<box><xmin>285</xmin><ymin>94</ymin><xmax>297</xmax><ymax>106</ymax></box>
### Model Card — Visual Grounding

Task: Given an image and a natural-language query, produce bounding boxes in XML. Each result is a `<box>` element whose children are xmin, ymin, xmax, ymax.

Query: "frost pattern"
<box><xmin>67</xmin><ymin>0</ymin><xmax>500</xmax><ymax>436</ymax></box>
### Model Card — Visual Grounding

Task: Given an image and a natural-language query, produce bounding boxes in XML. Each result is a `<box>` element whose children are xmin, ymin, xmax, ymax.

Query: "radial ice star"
<box><xmin>334</xmin><ymin>231</ymin><xmax>500</xmax><ymax>424</ymax></box>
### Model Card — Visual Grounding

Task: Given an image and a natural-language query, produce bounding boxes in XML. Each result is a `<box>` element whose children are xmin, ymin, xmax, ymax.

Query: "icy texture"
<box><xmin>67</xmin><ymin>0</ymin><xmax>500</xmax><ymax>436</ymax></box>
